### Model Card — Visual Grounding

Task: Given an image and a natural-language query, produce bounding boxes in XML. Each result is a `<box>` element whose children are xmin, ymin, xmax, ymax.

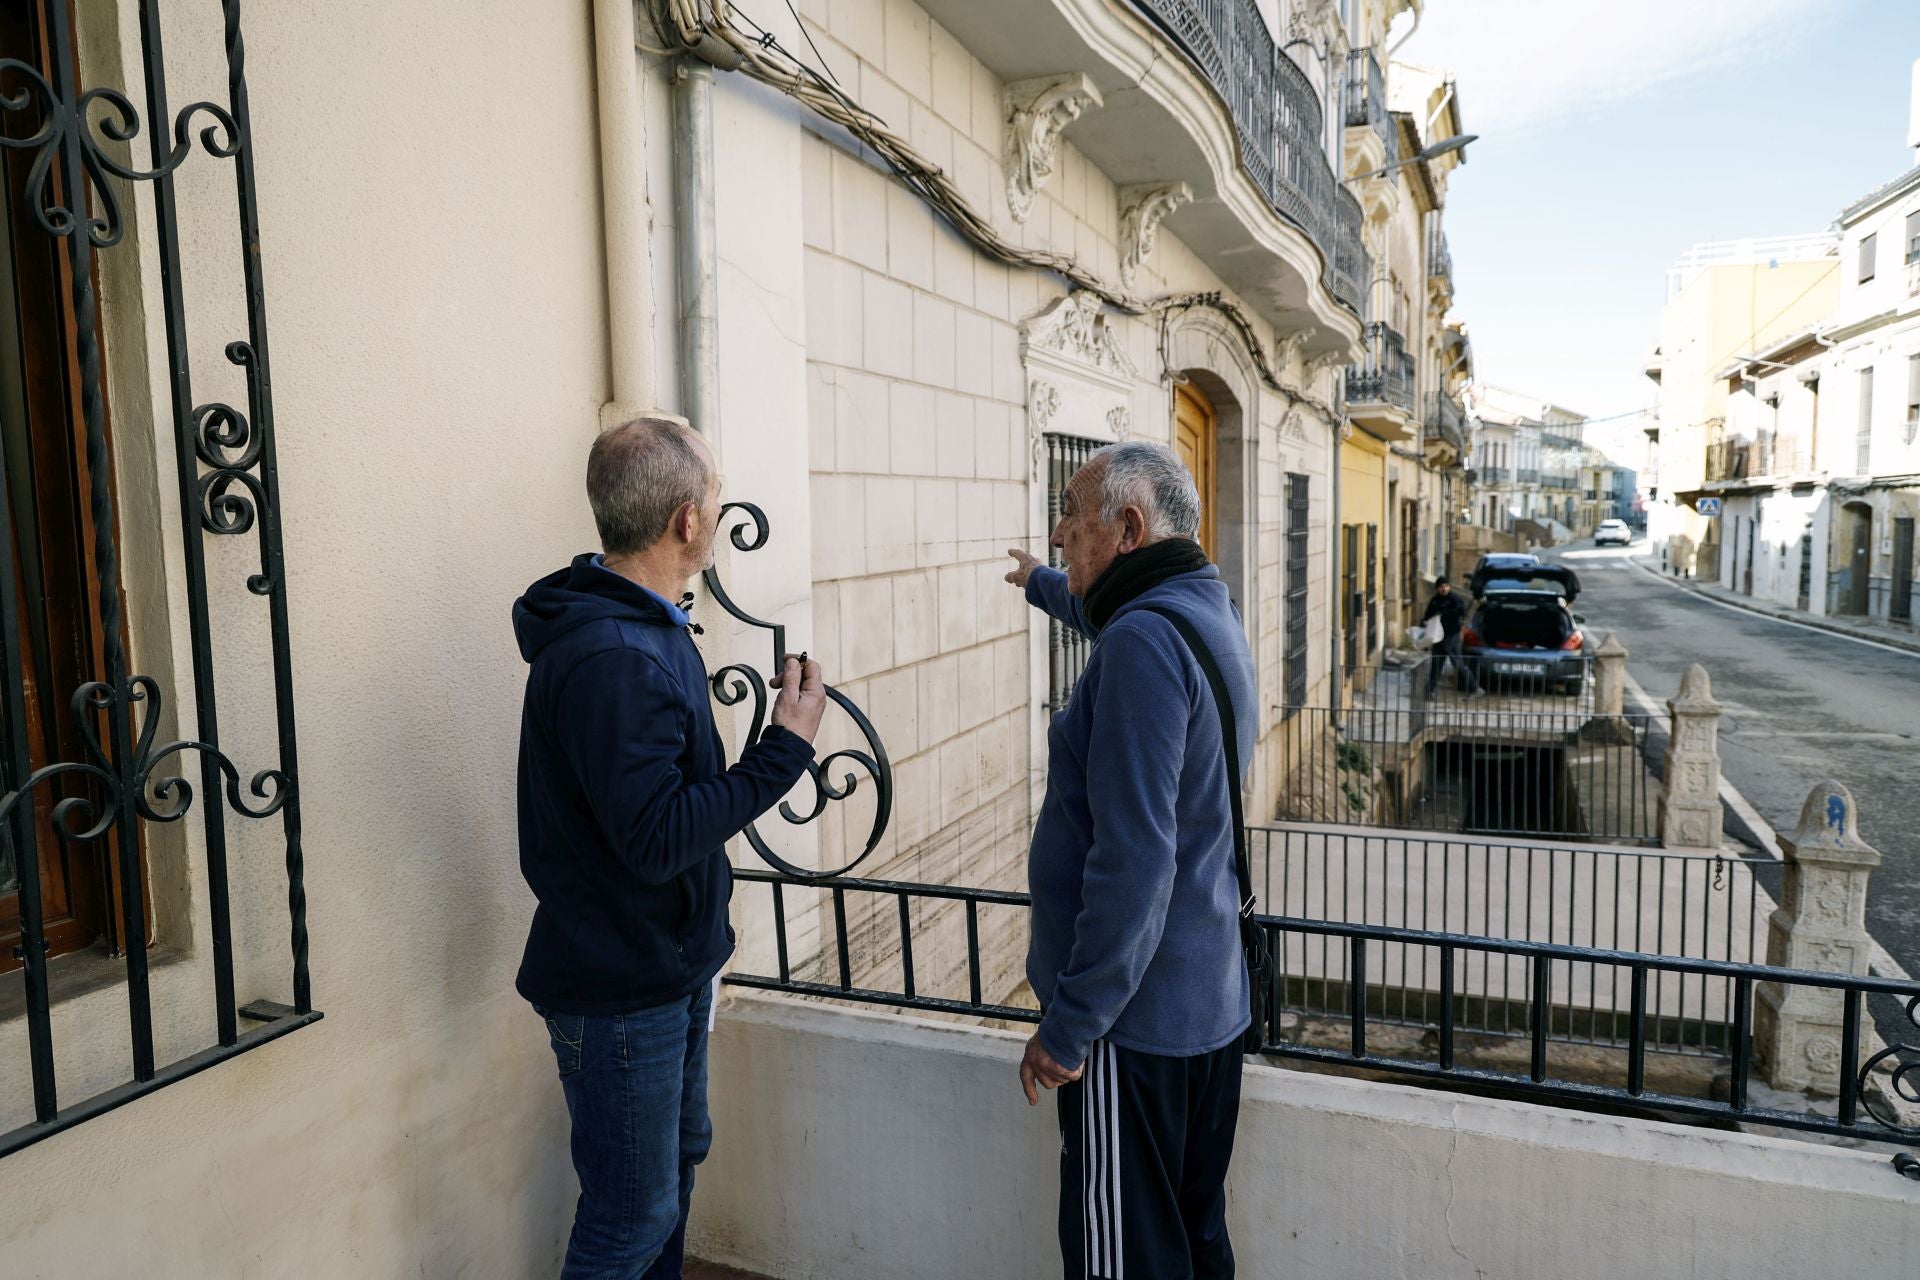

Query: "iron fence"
<box><xmin>1248</xmin><ymin>824</ymin><xmax>1766</xmax><ymax>1055</ymax></box>
<box><xmin>1279</xmin><ymin>681</ymin><xmax>1658</xmax><ymax>844</ymax></box>
<box><xmin>0</xmin><ymin>0</ymin><xmax>317</xmax><ymax>1158</ymax></box>
<box><xmin>724</xmin><ymin>868</ymin><xmax>1920</xmax><ymax>1149</ymax></box>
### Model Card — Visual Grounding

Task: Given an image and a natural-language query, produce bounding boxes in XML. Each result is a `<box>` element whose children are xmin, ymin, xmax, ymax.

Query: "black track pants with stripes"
<box><xmin>1055</xmin><ymin>1038</ymin><xmax>1243</xmax><ymax>1279</ymax></box>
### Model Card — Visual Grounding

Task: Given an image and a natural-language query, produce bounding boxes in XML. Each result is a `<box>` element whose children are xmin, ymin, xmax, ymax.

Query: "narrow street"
<box><xmin>1547</xmin><ymin>540</ymin><xmax>1920</xmax><ymax>984</ymax></box>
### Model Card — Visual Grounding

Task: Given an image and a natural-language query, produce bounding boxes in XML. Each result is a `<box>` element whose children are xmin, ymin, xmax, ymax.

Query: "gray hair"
<box><xmin>1088</xmin><ymin>441</ymin><xmax>1201</xmax><ymax>540</ymax></box>
<box><xmin>586</xmin><ymin>417</ymin><xmax>712</xmax><ymax>555</ymax></box>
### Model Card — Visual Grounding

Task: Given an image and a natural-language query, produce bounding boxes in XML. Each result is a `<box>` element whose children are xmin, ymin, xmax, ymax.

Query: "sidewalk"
<box><xmin>1630</xmin><ymin>557</ymin><xmax>1920</xmax><ymax>656</ymax></box>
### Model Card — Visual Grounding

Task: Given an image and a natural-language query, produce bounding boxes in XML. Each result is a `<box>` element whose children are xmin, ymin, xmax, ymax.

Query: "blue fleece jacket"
<box><xmin>513</xmin><ymin>554</ymin><xmax>815</xmax><ymax>1014</ymax></box>
<box><xmin>1024</xmin><ymin>563</ymin><xmax>1254</xmax><ymax>1071</ymax></box>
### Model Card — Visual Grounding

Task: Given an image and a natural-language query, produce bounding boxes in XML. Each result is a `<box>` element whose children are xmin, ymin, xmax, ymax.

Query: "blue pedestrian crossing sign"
<box><xmin>1695</xmin><ymin>497</ymin><xmax>1722</xmax><ymax>516</ymax></box>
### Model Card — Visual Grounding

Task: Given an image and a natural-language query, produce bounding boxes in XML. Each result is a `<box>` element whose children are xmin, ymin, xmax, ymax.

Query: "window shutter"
<box><xmin>1861</xmin><ymin>366</ymin><xmax>1875</xmax><ymax>432</ymax></box>
<box><xmin>1908</xmin><ymin>210</ymin><xmax>1920</xmax><ymax>264</ymax></box>
<box><xmin>1860</xmin><ymin>233</ymin><xmax>1878</xmax><ymax>283</ymax></box>
<box><xmin>1909</xmin><ymin>353</ymin><xmax>1920</xmax><ymax>414</ymax></box>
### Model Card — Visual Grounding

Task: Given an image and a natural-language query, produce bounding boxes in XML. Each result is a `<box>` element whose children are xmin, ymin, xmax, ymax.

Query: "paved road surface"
<box><xmin>1544</xmin><ymin>541</ymin><xmax>1920</xmax><ymax>989</ymax></box>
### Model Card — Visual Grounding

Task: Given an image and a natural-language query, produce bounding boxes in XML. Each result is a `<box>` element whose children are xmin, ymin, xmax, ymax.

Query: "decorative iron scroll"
<box><xmin>0</xmin><ymin>0</ymin><xmax>315</xmax><ymax>1161</ymax></box>
<box><xmin>1859</xmin><ymin>995</ymin><xmax>1920</xmax><ymax>1135</ymax></box>
<box><xmin>698</xmin><ymin>502</ymin><xmax>892</xmax><ymax>880</ymax></box>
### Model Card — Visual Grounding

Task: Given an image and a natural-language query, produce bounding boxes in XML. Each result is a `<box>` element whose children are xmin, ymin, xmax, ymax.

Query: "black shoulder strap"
<box><xmin>1138</xmin><ymin>607</ymin><xmax>1253</xmax><ymax>919</ymax></box>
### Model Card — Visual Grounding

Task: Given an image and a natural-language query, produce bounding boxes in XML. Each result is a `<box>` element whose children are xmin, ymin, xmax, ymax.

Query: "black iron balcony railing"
<box><xmin>1427</xmin><ymin>391</ymin><xmax>1466</xmax><ymax>451</ymax></box>
<box><xmin>1428</xmin><ymin>226</ymin><xmax>1452</xmax><ymax>288</ymax></box>
<box><xmin>1706</xmin><ymin>435</ymin><xmax>1814</xmax><ymax>482</ymax></box>
<box><xmin>1516</xmin><ymin>467</ymin><xmax>1542</xmax><ymax>485</ymax></box>
<box><xmin>1543</xmin><ymin>472</ymin><xmax>1579</xmax><ymax>491</ymax></box>
<box><xmin>726</xmin><ymin>866</ymin><xmax>1920</xmax><ymax>1153</ymax></box>
<box><xmin>1345</xmin><ymin>322</ymin><xmax>1417</xmax><ymax>414</ymax></box>
<box><xmin>1344</xmin><ymin>47</ymin><xmax>1398</xmax><ymax>164</ymax></box>
<box><xmin>1131</xmin><ymin>0</ymin><xmax>1370</xmax><ymax>316</ymax></box>
<box><xmin>1477</xmin><ymin>465</ymin><xmax>1510</xmax><ymax>485</ymax></box>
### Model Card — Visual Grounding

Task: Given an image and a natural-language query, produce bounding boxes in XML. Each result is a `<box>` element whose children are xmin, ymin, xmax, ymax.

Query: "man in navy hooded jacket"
<box><xmin>1006</xmin><ymin>441</ymin><xmax>1255</xmax><ymax>1280</ymax></box>
<box><xmin>515</xmin><ymin>417</ymin><xmax>824</xmax><ymax>1278</ymax></box>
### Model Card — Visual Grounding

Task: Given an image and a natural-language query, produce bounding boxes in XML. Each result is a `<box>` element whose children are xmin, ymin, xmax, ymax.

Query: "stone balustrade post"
<box><xmin>1657</xmin><ymin>664</ymin><xmax>1722</xmax><ymax>850</ymax></box>
<box><xmin>1754</xmin><ymin>781</ymin><xmax>1882</xmax><ymax>1096</ymax></box>
<box><xmin>1592</xmin><ymin>631</ymin><xmax>1628</xmax><ymax>717</ymax></box>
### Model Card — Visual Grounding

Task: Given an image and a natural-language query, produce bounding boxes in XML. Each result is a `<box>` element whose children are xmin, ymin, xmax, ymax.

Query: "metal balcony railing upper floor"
<box><xmin>1427</xmin><ymin>391</ymin><xmax>1466</xmax><ymax>450</ymax></box>
<box><xmin>1428</xmin><ymin>226</ymin><xmax>1452</xmax><ymax>288</ymax></box>
<box><xmin>1516</xmin><ymin>467</ymin><xmax>1542</xmax><ymax>485</ymax></box>
<box><xmin>1132</xmin><ymin>0</ymin><xmax>1370</xmax><ymax>316</ymax></box>
<box><xmin>1346</xmin><ymin>322</ymin><xmax>1417</xmax><ymax>414</ymax></box>
<box><xmin>1477</xmin><ymin>465</ymin><xmax>1510</xmax><ymax>484</ymax></box>
<box><xmin>1344</xmin><ymin>47</ymin><xmax>1399</xmax><ymax>164</ymax></box>
<box><xmin>1706</xmin><ymin>435</ymin><xmax>1814</xmax><ymax>483</ymax></box>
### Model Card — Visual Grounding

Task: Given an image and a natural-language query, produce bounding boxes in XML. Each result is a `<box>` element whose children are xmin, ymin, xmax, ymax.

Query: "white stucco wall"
<box><xmin>2</xmin><ymin>1</ymin><xmax>602</xmax><ymax>1272</ymax></box>
<box><xmin>693</xmin><ymin>995</ymin><xmax>1920</xmax><ymax>1280</ymax></box>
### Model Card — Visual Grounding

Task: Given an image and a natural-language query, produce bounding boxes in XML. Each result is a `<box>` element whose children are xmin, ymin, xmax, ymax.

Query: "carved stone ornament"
<box><xmin>1278</xmin><ymin>326</ymin><xmax>1319</xmax><ymax>369</ymax></box>
<box><xmin>1278</xmin><ymin>407</ymin><xmax>1308</xmax><ymax>443</ymax></box>
<box><xmin>1118</xmin><ymin>182</ymin><xmax>1192</xmax><ymax>288</ymax></box>
<box><xmin>1022</xmin><ymin>293</ymin><xmax>1135</xmax><ymax>457</ymax></box>
<box><xmin>1805</xmin><ymin>1035</ymin><xmax>1842</xmax><ymax>1073</ymax></box>
<box><xmin>1004</xmin><ymin>73</ymin><xmax>1103</xmax><ymax>224</ymax></box>
<box><xmin>1023</xmin><ymin>291</ymin><xmax>1136</xmax><ymax>383</ymax></box>
<box><xmin>1029</xmin><ymin>379</ymin><xmax>1060</xmax><ymax>482</ymax></box>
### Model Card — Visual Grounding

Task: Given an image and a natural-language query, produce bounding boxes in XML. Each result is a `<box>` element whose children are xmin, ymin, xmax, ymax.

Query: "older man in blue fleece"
<box><xmin>1005</xmin><ymin>440</ymin><xmax>1256</xmax><ymax>1280</ymax></box>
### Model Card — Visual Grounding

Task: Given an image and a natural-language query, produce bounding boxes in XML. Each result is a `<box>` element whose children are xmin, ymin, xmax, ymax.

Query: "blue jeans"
<box><xmin>1426</xmin><ymin>632</ymin><xmax>1480</xmax><ymax>695</ymax></box>
<box><xmin>539</xmin><ymin>982</ymin><xmax>714</xmax><ymax>1279</ymax></box>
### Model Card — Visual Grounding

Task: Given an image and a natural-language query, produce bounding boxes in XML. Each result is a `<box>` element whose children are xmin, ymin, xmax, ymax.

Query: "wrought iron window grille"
<box><xmin>1042</xmin><ymin>433</ymin><xmax>1099</xmax><ymax>715</ymax></box>
<box><xmin>0</xmin><ymin>0</ymin><xmax>317</xmax><ymax>1160</ymax></box>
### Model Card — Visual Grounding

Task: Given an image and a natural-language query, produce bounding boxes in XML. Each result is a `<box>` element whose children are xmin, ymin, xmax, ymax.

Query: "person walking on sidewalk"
<box><xmin>513</xmin><ymin>418</ymin><xmax>828</xmax><ymax>1278</ymax></box>
<box><xmin>1005</xmin><ymin>441</ymin><xmax>1254</xmax><ymax>1280</ymax></box>
<box><xmin>1422</xmin><ymin>576</ymin><xmax>1484</xmax><ymax>698</ymax></box>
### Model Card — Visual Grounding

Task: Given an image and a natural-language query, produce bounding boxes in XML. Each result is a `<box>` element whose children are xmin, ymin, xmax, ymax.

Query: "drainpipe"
<box><xmin>1387</xmin><ymin>5</ymin><xmax>1422</xmax><ymax>58</ymax></box>
<box><xmin>672</xmin><ymin>57</ymin><xmax>722</xmax><ymax>441</ymax></box>
<box><xmin>593</xmin><ymin>0</ymin><xmax>658</xmax><ymax>425</ymax></box>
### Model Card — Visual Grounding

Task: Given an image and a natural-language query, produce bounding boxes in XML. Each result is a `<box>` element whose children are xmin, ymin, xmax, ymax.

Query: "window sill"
<box><xmin>0</xmin><ymin>942</ymin><xmax>184</xmax><ymax>1024</ymax></box>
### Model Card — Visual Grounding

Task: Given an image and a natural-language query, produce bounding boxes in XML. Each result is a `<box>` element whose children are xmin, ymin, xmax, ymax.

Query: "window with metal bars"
<box><xmin>1908</xmin><ymin>210</ymin><xmax>1920</xmax><ymax>266</ymax></box>
<box><xmin>1859</xmin><ymin>365</ymin><xmax>1875</xmax><ymax>474</ymax></box>
<box><xmin>1043</xmin><ymin>433</ymin><xmax>1099</xmax><ymax>713</ymax></box>
<box><xmin>1340</xmin><ymin>524</ymin><xmax>1359</xmax><ymax>676</ymax></box>
<box><xmin>1365</xmin><ymin>523</ymin><xmax>1379</xmax><ymax>655</ymax></box>
<box><xmin>0</xmin><ymin>0</ymin><xmax>315</xmax><ymax>1159</ymax></box>
<box><xmin>1283</xmin><ymin>475</ymin><xmax>1309</xmax><ymax>713</ymax></box>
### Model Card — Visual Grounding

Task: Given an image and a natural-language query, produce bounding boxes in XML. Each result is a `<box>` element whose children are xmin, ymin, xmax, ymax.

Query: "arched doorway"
<box><xmin>1843</xmin><ymin>502</ymin><xmax>1872</xmax><ymax>616</ymax></box>
<box><xmin>1173</xmin><ymin>380</ymin><xmax>1219</xmax><ymax>559</ymax></box>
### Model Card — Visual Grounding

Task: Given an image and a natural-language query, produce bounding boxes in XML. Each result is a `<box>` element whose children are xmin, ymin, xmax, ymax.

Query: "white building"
<box><xmin>1705</xmin><ymin>65</ymin><xmax>1920</xmax><ymax>621</ymax></box>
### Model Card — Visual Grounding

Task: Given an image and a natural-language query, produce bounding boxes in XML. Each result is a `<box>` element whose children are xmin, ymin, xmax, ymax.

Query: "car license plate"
<box><xmin>1500</xmin><ymin>662</ymin><xmax>1547</xmax><ymax>676</ymax></box>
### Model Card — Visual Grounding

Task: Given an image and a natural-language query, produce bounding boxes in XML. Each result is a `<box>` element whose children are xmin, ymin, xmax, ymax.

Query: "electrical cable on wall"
<box><xmin>648</xmin><ymin>0</ymin><xmax>1333</xmax><ymax>409</ymax></box>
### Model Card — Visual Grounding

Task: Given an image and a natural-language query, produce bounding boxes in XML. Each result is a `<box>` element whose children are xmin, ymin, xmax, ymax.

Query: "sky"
<box><xmin>1397</xmin><ymin>0</ymin><xmax>1920</xmax><ymax>458</ymax></box>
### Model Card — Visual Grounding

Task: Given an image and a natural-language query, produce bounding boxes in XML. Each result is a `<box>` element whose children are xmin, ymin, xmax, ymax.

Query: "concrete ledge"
<box><xmin>691</xmin><ymin>993</ymin><xmax>1920</xmax><ymax>1279</ymax></box>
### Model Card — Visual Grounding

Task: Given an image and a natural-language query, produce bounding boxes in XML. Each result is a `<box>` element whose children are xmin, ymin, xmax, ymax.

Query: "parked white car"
<box><xmin>1595</xmin><ymin>519</ymin><xmax>1633</xmax><ymax>547</ymax></box>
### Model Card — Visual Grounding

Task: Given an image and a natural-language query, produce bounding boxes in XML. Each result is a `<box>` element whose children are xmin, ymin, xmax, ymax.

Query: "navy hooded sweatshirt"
<box><xmin>513</xmin><ymin>554</ymin><xmax>815</xmax><ymax>1014</ymax></box>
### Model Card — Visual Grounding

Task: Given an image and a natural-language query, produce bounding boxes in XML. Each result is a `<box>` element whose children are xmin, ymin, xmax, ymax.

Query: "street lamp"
<box><xmin>1352</xmin><ymin>133</ymin><xmax>1478</xmax><ymax>181</ymax></box>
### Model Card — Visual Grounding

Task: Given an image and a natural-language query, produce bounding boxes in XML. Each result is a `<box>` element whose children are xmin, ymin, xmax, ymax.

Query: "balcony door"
<box><xmin>1172</xmin><ymin>381</ymin><xmax>1218</xmax><ymax>560</ymax></box>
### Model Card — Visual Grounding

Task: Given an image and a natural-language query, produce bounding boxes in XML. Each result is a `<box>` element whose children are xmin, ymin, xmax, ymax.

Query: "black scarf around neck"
<box><xmin>1082</xmin><ymin>538</ymin><xmax>1212</xmax><ymax>631</ymax></box>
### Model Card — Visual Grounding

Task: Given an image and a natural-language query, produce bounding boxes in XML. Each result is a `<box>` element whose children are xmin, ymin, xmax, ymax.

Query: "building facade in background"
<box><xmin>1641</xmin><ymin>235</ymin><xmax>1839</xmax><ymax>576</ymax></box>
<box><xmin>1338</xmin><ymin>49</ymin><xmax>1472</xmax><ymax>669</ymax></box>
<box><xmin>1672</xmin><ymin>64</ymin><xmax>1920</xmax><ymax>624</ymax></box>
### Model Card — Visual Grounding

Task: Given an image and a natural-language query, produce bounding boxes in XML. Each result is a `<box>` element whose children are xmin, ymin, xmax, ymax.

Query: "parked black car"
<box><xmin>1462</xmin><ymin>563</ymin><xmax>1587</xmax><ymax>693</ymax></box>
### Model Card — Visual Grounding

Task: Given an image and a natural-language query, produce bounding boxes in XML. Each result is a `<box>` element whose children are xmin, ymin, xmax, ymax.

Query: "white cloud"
<box><xmin>1398</xmin><ymin>0</ymin><xmax>1826</xmax><ymax>135</ymax></box>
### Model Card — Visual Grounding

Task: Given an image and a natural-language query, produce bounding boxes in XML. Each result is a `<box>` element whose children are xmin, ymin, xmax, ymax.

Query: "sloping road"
<box><xmin>1546</xmin><ymin>542</ymin><xmax>1920</xmax><ymax>987</ymax></box>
